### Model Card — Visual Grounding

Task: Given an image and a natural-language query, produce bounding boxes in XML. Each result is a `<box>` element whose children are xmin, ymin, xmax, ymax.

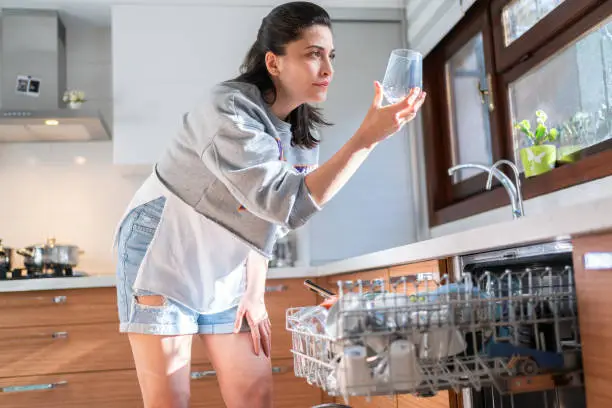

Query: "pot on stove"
<box><xmin>0</xmin><ymin>239</ymin><xmax>16</xmax><ymax>270</ymax></box>
<box><xmin>17</xmin><ymin>238</ymin><xmax>83</xmax><ymax>267</ymax></box>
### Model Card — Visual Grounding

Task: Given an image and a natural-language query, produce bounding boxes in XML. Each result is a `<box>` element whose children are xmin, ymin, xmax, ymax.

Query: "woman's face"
<box><xmin>268</xmin><ymin>25</ymin><xmax>335</xmax><ymax>104</ymax></box>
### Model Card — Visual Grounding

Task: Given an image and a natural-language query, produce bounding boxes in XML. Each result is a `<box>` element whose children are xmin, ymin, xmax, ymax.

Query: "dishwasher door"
<box><xmin>455</xmin><ymin>240</ymin><xmax>586</xmax><ymax>408</ymax></box>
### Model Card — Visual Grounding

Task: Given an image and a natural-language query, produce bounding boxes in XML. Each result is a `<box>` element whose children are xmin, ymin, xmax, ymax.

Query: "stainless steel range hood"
<box><xmin>0</xmin><ymin>9</ymin><xmax>110</xmax><ymax>142</ymax></box>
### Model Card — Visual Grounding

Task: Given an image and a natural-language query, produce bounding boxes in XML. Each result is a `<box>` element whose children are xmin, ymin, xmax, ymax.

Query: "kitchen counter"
<box><xmin>2</xmin><ymin>195</ymin><xmax>612</xmax><ymax>293</ymax></box>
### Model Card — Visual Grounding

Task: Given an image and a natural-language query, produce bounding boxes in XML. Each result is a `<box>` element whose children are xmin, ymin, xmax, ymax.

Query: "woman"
<box><xmin>114</xmin><ymin>2</ymin><xmax>426</xmax><ymax>407</ymax></box>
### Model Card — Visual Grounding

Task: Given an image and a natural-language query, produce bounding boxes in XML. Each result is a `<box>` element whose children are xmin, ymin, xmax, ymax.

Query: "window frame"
<box><xmin>423</xmin><ymin>0</ymin><xmax>612</xmax><ymax>227</ymax></box>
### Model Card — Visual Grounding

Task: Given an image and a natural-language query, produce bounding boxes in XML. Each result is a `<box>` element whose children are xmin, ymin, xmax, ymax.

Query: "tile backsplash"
<box><xmin>0</xmin><ymin>141</ymin><xmax>146</xmax><ymax>275</ymax></box>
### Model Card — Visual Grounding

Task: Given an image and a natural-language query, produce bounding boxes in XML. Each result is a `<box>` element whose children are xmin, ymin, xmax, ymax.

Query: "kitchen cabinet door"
<box><xmin>0</xmin><ymin>287</ymin><xmax>117</xmax><ymax>328</ymax></box>
<box><xmin>572</xmin><ymin>230</ymin><xmax>612</xmax><ymax>408</ymax></box>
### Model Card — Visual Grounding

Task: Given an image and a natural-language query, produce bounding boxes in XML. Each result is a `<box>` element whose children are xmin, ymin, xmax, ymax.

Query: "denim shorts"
<box><xmin>115</xmin><ymin>196</ymin><xmax>249</xmax><ymax>335</ymax></box>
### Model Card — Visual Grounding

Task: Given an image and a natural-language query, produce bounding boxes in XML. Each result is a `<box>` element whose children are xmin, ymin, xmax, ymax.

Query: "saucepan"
<box><xmin>0</xmin><ymin>239</ymin><xmax>16</xmax><ymax>270</ymax></box>
<box><xmin>16</xmin><ymin>237</ymin><xmax>83</xmax><ymax>267</ymax></box>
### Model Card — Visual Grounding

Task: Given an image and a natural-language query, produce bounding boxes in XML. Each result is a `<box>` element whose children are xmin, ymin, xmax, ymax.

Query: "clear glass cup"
<box><xmin>382</xmin><ymin>49</ymin><xmax>423</xmax><ymax>104</ymax></box>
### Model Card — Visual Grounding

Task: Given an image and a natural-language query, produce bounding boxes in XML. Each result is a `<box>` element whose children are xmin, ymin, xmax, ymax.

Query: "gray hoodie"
<box><xmin>156</xmin><ymin>80</ymin><xmax>322</xmax><ymax>258</ymax></box>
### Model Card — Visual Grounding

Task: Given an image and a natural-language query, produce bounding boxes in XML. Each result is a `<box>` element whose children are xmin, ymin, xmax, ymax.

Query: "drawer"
<box><xmin>265</xmin><ymin>278</ymin><xmax>317</xmax><ymax>359</ymax></box>
<box><xmin>397</xmin><ymin>391</ymin><xmax>451</xmax><ymax>407</ymax></box>
<box><xmin>0</xmin><ymin>363</ymin><xmax>225</xmax><ymax>408</ymax></box>
<box><xmin>340</xmin><ymin>395</ymin><xmax>396</xmax><ymax>408</ymax></box>
<box><xmin>0</xmin><ymin>368</ymin><xmax>143</xmax><ymax>407</ymax></box>
<box><xmin>190</xmin><ymin>359</ymin><xmax>322</xmax><ymax>408</ymax></box>
<box><xmin>268</xmin><ymin>359</ymin><xmax>322</xmax><ymax>408</ymax></box>
<box><xmin>0</xmin><ymin>360</ymin><xmax>319</xmax><ymax>407</ymax></box>
<box><xmin>0</xmin><ymin>287</ymin><xmax>117</xmax><ymax>328</ymax></box>
<box><xmin>0</xmin><ymin>323</ymin><xmax>133</xmax><ymax>377</ymax></box>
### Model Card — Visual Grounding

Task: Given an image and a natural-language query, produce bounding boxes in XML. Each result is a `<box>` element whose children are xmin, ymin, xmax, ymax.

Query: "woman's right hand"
<box><xmin>355</xmin><ymin>81</ymin><xmax>426</xmax><ymax>149</ymax></box>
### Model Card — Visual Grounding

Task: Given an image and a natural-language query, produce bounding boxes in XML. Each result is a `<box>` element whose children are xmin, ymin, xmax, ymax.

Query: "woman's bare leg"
<box><xmin>199</xmin><ymin>332</ymin><xmax>273</xmax><ymax>408</ymax></box>
<box><xmin>128</xmin><ymin>332</ymin><xmax>193</xmax><ymax>408</ymax></box>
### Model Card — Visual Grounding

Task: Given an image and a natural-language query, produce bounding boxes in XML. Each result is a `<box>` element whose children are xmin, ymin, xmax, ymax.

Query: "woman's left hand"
<box><xmin>234</xmin><ymin>291</ymin><xmax>272</xmax><ymax>357</ymax></box>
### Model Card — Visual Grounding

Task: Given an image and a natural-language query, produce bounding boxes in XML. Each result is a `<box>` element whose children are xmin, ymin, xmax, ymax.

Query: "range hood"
<box><xmin>0</xmin><ymin>9</ymin><xmax>110</xmax><ymax>142</ymax></box>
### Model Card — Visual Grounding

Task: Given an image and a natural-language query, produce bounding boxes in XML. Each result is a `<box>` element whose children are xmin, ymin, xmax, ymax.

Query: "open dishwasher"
<box><xmin>285</xmin><ymin>239</ymin><xmax>586</xmax><ymax>407</ymax></box>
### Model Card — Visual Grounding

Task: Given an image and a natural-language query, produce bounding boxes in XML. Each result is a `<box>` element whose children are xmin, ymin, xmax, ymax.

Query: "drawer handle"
<box><xmin>272</xmin><ymin>366</ymin><xmax>288</xmax><ymax>374</ymax></box>
<box><xmin>52</xmin><ymin>331</ymin><xmax>69</xmax><ymax>339</ymax></box>
<box><xmin>584</xmin><ymin>252</ymin><xmax>612</xmax><ymax>270</ymax></box>
<box><xmin>1</xmin><ymin>380</ymin><xmax>68</xmax><ymax>393</ymax></box>
<box><xmin>191</xmin><ymin>370</ymin><xmax>216</xmax><ymax>380</ymax></box>
<box><xmin>53</xmin><ymin>296</ymin><xmax>68</xmax><ymax>304</ymax></box>
<box><xmin>265</xmin><ymin>284</ymin><xmax>288</xmax><ymax>293</ymax></box>
<box><xmin>191</xmin><ymin>366</ymin><xmax>287</xmax><ymax>380</ymax></box>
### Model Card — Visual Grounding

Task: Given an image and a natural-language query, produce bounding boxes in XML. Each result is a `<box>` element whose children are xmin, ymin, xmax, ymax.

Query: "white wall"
<box><xmin>0</xmin><ymin>21</ymin><xmax>145</xmax><ymax>275</ymax></box>
<box><xmin>111</xmin><ymin>5</ymin><xmax>271</xmax><ymax>165</ymax></box>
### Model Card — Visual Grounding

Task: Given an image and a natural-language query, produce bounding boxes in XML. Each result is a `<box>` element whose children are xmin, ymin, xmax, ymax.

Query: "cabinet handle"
<box><xmin>584</xmin><ymin>252</ymin><xmax>612</xmax><ymax>270</ymax></box>
<box><xmin>265</xmin><ymin>284</ymin><xmax>288</xmax><ymax>293</ymax></box>
<box><xmin>191</xmin><ymin>366</ymin><xmax>287</xmax><ymax>380</ymax></box>
<box><xmin>52</xmin><ymin>331</ymin><xmax>69</xmax><ymax>339</ymax></box>
<box><xmin>53</xmin><ymin>296</ymin><xmax>67</xmax><ymax>304</ymax></box>
<box><xmin>1</xmin><ymin>380</ymin><xmax>67</xmax><ymax>393</ymax></box>
<box><xmin>272</xmin><ymin>366</ymin><xmax>288</xmax><ymax>374</ymax></box>
<box><xmin>191</xmin><ymin>370</ymin><xmax>217</xmax><ymax>380</ymax></box>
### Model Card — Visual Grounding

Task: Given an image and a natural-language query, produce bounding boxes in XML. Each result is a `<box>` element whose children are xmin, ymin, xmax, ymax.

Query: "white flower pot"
<box><xmin>68</xmin><ymin>101</ymin><xmax>83</xmax><ymax>110</ymax></box>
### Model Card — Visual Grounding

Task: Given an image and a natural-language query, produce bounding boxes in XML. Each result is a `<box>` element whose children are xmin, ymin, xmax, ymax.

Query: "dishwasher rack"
<box><xmin>286</xmin><ymin>264</ymin><xmax>582</xmax><ymax>402</ymax></box>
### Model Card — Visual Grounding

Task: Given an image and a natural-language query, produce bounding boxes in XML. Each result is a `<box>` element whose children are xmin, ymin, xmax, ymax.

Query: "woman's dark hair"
<box><xmin>235</xmin><ymin>1</ymin><xmax>332</xmax><ymax>149</ymax></box>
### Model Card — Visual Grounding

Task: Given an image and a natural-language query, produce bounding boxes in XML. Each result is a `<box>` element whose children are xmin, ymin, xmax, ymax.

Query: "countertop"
<box><xmin>2</xmin><ymin>195</ymin><xmax>611</xmax><ymax>293</ymax></box>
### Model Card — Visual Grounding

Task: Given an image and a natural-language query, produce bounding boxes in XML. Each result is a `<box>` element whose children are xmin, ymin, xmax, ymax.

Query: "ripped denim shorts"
<box><xmin>115</xmin><ymin>196</ymin><xmax>248</xmax><ymax>335</ymax></box>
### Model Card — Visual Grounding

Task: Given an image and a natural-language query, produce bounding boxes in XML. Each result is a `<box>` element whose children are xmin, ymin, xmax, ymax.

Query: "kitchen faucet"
<box><xmin>486</xmin><ymin>159</ymin><xmax>525</xmax><ymax>218</ymax></box>
<box><xmin>447</xmin><ymin>161</ymin><xmax>525</xmax><ymax>219</ymax></box>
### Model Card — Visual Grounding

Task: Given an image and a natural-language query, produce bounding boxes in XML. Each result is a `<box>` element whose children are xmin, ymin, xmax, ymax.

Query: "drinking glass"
<box><xmin>382</xmin><ymin>49</ymin><xmax>423</xmax><ymax>104</ymax></box>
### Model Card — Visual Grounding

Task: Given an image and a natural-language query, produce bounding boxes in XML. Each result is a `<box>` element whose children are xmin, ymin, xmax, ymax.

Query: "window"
<box><xmin>446</xmin><ymin>33</ymin><xmax>494</xmax><ymax>183</ymax></box>
<box><xmin>423</xmin><ymin>0</ymin><xmax>612</xmax><ymax>227</ymax></box>
<box><xmin>502</xmin><ymin>0</ymin><xmax>566</xmax><ymax>46</ymax></box>
<box><xmin>509</xmin><ymin>15</ymin><xmax>612</xmax><ymax>169</ymax></box>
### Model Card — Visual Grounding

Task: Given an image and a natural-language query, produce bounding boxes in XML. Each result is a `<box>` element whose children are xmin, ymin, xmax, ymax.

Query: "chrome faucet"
<box><xmin>447</xmin><ymin>161</ymin><xmax>525</xmax><ymax>219</ymax></box>
<box><xmin>486</xmin><ymin>159</ymin><xmax>524</xmax><ymax>218</ymax></box>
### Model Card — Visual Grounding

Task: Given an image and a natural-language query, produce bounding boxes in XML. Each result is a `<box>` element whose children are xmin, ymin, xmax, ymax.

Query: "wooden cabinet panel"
<box><xmin>265</xmin><ymin>278</ymin><xmax>317</xmax><ymax>359</ymax></box>
<box><xmin>388</xmin><ymin>259</ymin><xmax>445</xmax><ymax>280</ymax></box>
<box><xmin>397</xmin><ymin>392</ymin><xmax>451</xmax><ymax>408</ymax></box>
<box><xmin>572</xmin><ymin>230</ymin><xmax>612</xmax><ymax>408</ymax></box>
<box><xmin>340</xmin><ymin>394</ymin><xmax>396</xmax><ymax>408</ymax></box>
<box><xmin>0</xmin><ymin>360</ymin><xmax>314</xmax><ymax>408</ymax></box>
<box><xmin>191</xmin><ymin>358</ymin><xmax>321</xmax><ymax>407</ymax></box>
<box><xmin>0</xmin><ymin>323</ymin><xmax>133</xmax><ymax>377</ymax></box>
<box><xmin>0</xmin><ymin>368</ymin><xmax>143</xmax><ymax>408</ymax></box>
<box><xmin>269</xmin><ymin>360</ymin><xmax>322</xmax><ymax>408</ymax></box>
<box><xmin>0</xmin><ymin>287</ymin><xmax>117</xmax><ymax>328</ymax></box>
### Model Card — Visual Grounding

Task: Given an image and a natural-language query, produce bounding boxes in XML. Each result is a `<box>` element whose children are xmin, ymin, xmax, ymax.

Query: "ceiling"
<box><xmin>0</xmin><ymin>0</ymin><xmax>406</xmax><ymax>26</ymax></box>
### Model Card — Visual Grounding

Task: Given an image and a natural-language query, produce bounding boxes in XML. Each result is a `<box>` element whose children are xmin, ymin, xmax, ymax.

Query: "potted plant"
<box><xmin>558</xmin><ymin>111</ymin><xmax>590</xmax><ymax>163</ymax></box>
<box><xmin>515</xmin><ymin>110</ymin><xmax>558</xmax><ymax>178</ymax></box>
<box><xmin>62</xmin><ymin>89</ymin><xmax>86</xmax><ymax>109</ymax></box>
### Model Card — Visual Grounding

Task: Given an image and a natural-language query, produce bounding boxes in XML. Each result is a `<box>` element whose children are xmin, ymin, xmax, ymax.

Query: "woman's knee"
<box><xmin>128</xmin><ymin>333</ymin><xmax>193</xmax><ymax>408</ymax></box>
<box><xmin>233</xmin><ymin>370</ymin><xmax>273</xmax><ymax>408</ymax></box>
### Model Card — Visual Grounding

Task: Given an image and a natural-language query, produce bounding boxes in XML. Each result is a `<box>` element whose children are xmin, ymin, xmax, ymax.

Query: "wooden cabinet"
<box><xmin>0</xmin><ymin>322</ymin><xmax>134</xmax><ymax>377</ymax></box>
<box><xmin>0</xmin><ymin>287</ymin><xmax>117</xmax><ymax>328</ymax></box>
<box><xmin>572</xmin><ymin>230</ymin><xmax>612</xmax><ymax>408</ymax></box>
<box><xmin>0</xmin><ymin>368</ymin><xmax>143</xmax><ymax>408</ymax></box>
<box><xmin>0</xmin><ymin>280</ymin><xmax>321</xmax><ymax>407</ymax></box>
